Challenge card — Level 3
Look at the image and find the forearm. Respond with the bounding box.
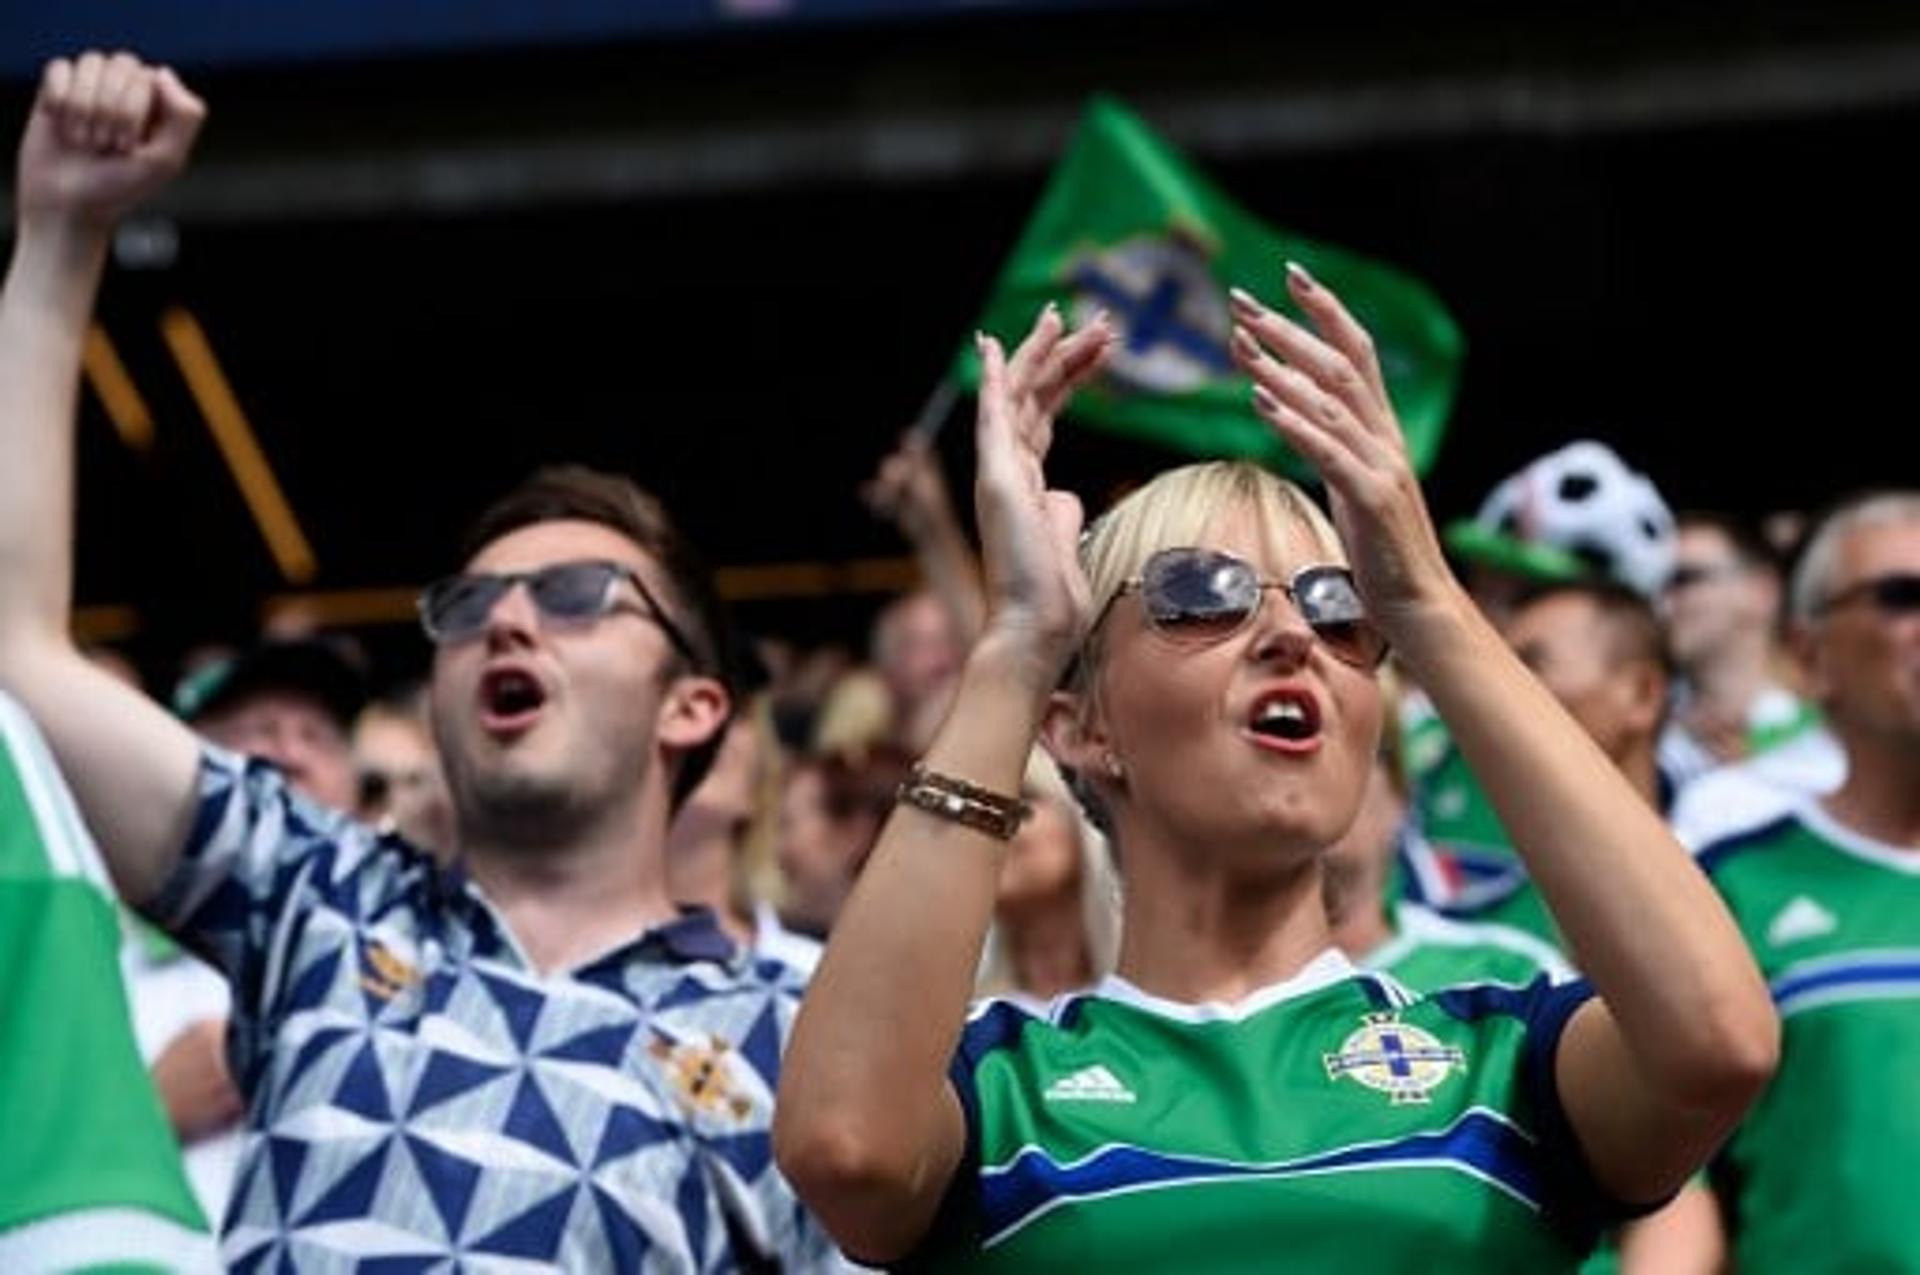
[0,218,201,906]
[776,638,1043,1245]
[914,520,987,645]
[0,215,107,653]
[1399,590,1773,1093]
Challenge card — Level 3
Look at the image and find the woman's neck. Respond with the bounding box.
[1113,830,1333,1005]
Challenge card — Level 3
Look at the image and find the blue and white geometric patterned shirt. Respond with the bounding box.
[148,746,838,1273]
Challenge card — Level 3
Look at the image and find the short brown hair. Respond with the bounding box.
[1517,579,1672,680]
[460,465,736,806]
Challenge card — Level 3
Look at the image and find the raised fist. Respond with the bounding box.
[16,51,207,230]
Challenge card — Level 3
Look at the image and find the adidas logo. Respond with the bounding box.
[1767,896,1838,947]
[1043,1064,1137,1104]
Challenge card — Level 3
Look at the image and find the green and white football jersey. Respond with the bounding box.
[1403,711,1542,937]
[1364,901,1574,994]
[0,693,211,1272]
[1701,801,1920,1274]
[913,951,1621,1272]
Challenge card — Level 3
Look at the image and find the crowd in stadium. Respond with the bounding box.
[2,51,1916,1274]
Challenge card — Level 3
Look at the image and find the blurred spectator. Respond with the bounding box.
[666,689,811,971]
[1426,580,1674,944]
[173,639,368,812]
[810,665,893,757]
[352,686,455,853]
[864,432,986,645]
[766,642,854,753]
[864,424,983,753]
[870,589,966,753]
[667,707,764,949]
[1665,520,1850,851]
[1326,672,1573,991]
[975,752,1119,1005]
[1443,440,1676,626]
[0,691,214,1268]
[775,745,911,942]
[1698,491,1920,1272]
[1411,441,1676,916]
[1660,512,1825,779]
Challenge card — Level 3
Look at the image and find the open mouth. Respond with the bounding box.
[478,665,548,733]
[1244,687,1323,754]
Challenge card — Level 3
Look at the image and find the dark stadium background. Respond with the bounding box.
[4,0,1915,680]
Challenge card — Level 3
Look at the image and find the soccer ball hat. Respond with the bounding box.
[1443,440,1676,598]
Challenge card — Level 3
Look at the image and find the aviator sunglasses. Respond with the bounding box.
[417,559,702,664]
[1095,547,1389,670]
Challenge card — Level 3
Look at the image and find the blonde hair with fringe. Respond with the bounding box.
[1069,461,1348,695]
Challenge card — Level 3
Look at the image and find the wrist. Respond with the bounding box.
[15,209,115,260]
[8,215,112,313]
[966,626,1073,706]
[1376,582,1489,681]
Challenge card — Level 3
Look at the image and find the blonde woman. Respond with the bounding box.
[974,752,1120,1006]
[775,272,1775,1270]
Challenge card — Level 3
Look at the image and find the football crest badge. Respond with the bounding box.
[1324,1013,1466,1105]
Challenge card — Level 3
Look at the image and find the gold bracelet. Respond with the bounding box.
[895,763,1032,841]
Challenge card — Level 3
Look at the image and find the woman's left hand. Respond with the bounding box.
[1228,264,1461,641]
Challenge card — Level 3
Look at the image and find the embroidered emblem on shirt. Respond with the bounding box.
[1043,1064,1137,1104]
[1324,1013,1466,1105]
[359,939,421,1000]
[1767,896,1838,947]
[651,1033,755,1121]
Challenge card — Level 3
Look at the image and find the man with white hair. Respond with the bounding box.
[1698,491,1920,1271]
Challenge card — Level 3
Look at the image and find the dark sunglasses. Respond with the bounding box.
[1100,547,1388,669]
[418,559,702,663]
[1818,572,1920,618]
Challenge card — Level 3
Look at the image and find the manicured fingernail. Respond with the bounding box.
[1229,287,1262,313]
[1231,326,1260,358]
[1286,260,1316,290]
[1252,385,1281,414]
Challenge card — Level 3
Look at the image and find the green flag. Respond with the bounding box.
[953,96,1464,477]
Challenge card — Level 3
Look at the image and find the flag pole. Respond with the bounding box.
[905,375,961,447]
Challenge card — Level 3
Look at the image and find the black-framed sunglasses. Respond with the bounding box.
[417,559,702,664]
[1818,572,1920,618]
[1098,547,1389,669]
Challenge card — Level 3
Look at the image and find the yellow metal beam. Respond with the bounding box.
[160,307,318,586]
[71,604,142,644]
[82,325,156,452]
[716,556,920,601]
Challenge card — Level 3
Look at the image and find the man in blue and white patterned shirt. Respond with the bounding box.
[0,51,838,1271]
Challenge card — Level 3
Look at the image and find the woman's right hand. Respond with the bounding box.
[971,305,1113,688]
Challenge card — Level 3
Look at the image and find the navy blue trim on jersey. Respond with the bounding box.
[977,1108,1544,1250]
[1694,813,1799,876]
[1430,974,1657,1244]
[905,997,1067,1266]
